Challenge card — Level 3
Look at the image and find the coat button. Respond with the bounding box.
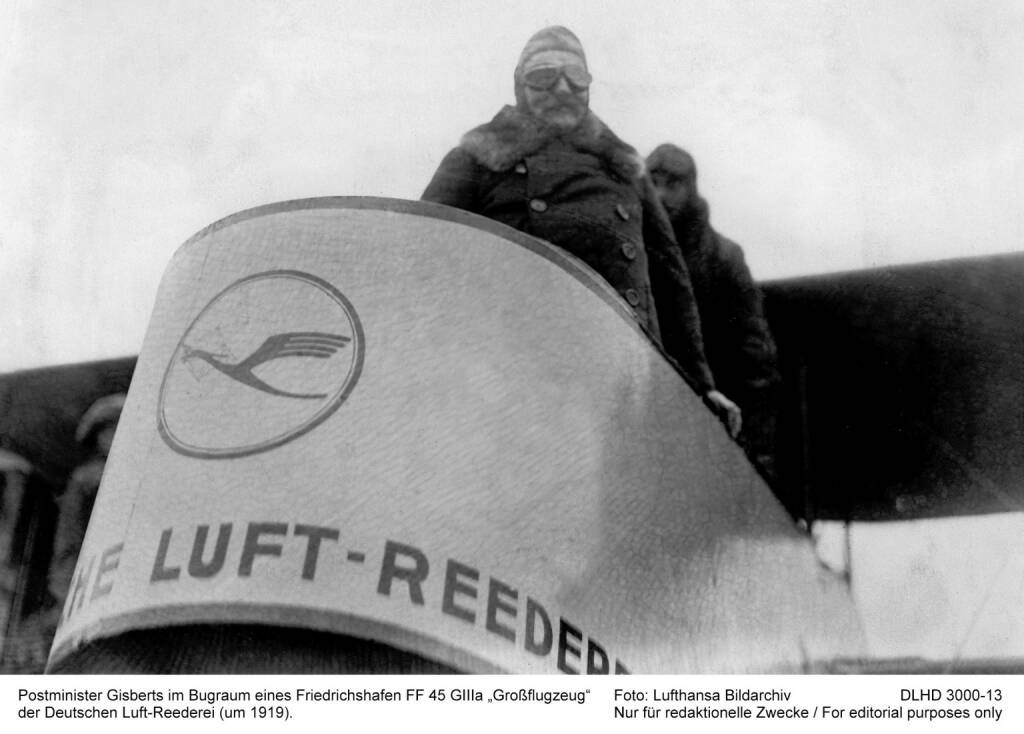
[514,162,527,174]
[615,204,631,221]
[624,288,641,306]
[530,199,548,212]
[620,242,637,260]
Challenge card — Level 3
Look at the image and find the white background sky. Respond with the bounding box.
[2,0,1023,664]
[2,0,1023,372]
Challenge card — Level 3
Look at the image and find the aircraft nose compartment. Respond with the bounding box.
[48,197,865,674]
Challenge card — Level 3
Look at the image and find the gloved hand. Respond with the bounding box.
[703,389,742,438]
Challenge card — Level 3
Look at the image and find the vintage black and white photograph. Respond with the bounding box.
[1,0,1022,677]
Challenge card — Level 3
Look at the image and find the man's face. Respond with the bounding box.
[651,170,695,217]
[521,50,589,131]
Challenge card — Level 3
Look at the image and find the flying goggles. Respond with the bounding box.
[522,65,592,91]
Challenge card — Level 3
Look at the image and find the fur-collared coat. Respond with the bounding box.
[421,106,715,393]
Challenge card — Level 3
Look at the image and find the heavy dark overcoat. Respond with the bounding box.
[422,106,715,393]
[670,199,779,400]
[669,199,780,476]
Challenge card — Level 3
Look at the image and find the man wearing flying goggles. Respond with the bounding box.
[521,65,592,90]
[422,26,741,437]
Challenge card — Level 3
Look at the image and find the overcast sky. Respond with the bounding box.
[2,0,1023,372]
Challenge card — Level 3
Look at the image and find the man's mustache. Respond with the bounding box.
[541,99,584,111]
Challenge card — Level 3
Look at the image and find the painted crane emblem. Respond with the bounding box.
[182,331,351,399]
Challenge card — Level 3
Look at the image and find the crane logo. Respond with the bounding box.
[158,270,365,458]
